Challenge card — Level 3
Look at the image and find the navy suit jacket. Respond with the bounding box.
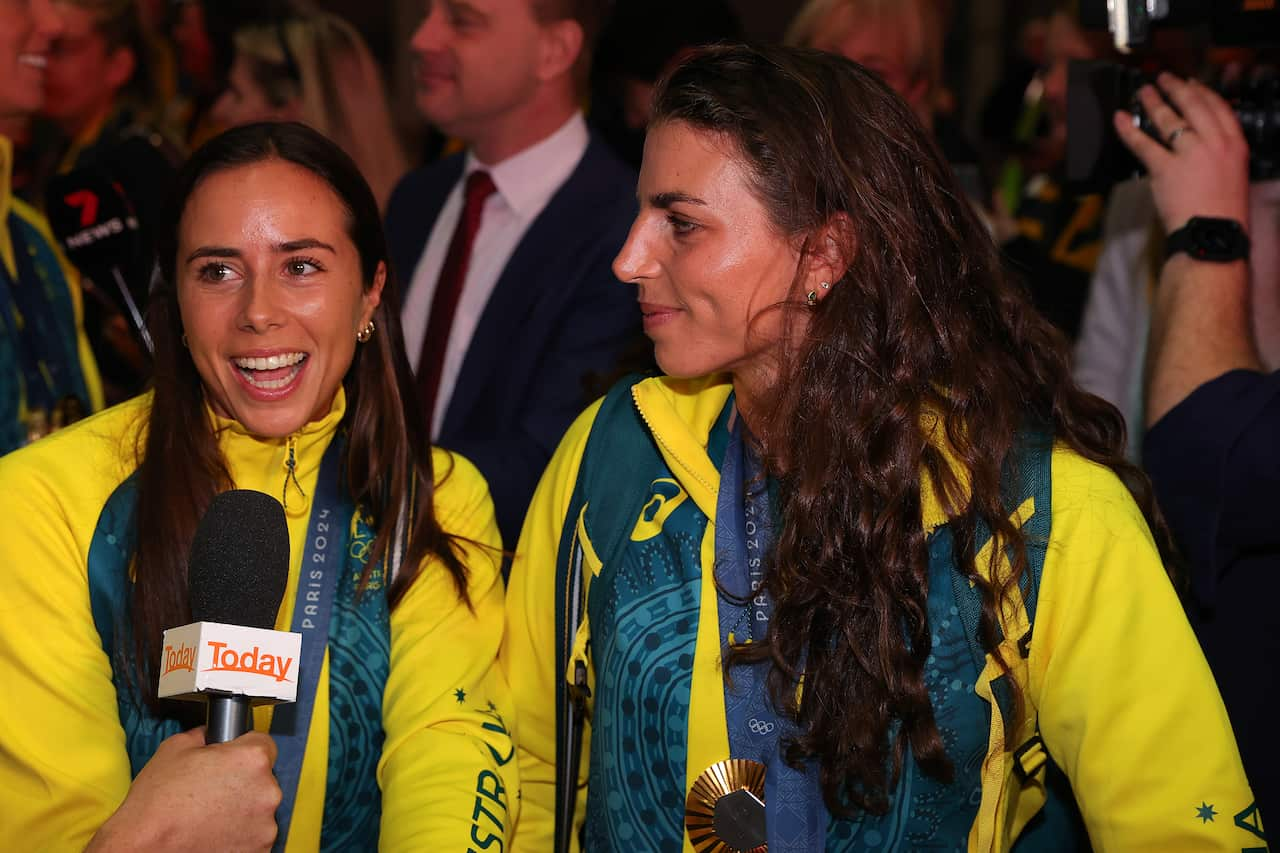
[385,135,642,547]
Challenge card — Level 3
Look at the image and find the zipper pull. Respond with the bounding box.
[282,435,307,510]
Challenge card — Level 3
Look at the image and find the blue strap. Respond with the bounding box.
[269,436,350,851]
[553,373,660,852]
[715,417,827,851]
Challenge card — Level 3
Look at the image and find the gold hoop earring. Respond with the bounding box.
[806,290,818,307]
[356,320,375,343]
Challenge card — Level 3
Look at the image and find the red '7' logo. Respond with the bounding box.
[63,190,99,227]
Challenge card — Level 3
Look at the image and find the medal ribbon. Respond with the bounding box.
[715,416,828,851]
[269,434,350,851]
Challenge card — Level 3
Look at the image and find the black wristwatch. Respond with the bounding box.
[1165,216,1251,262]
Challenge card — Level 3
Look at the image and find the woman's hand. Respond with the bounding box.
[87,727,282,852]
[1113,72,1250,234]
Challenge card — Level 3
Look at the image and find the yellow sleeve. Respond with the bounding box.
[501,400,601,853]
[377,448,519,851]
[0,430,131,846]
[1031,449,1264,851]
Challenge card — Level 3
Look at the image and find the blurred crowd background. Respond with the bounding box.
[4,0,1277,434]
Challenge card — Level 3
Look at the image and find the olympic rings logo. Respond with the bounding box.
[748,718,776,735]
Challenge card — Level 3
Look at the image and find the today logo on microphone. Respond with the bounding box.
[163,643,197,675]
[203,640,294,683]
[158,622,301,705]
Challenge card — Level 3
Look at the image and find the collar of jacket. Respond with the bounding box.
[630,373,965,535]
[207,386,347,518]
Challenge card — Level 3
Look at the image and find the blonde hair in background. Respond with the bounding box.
[233,12,409,211]
[784,0,946,122]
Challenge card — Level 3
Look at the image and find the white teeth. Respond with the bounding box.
[233,352,306,371]
[17,55,47,69]
[242,368,301,390]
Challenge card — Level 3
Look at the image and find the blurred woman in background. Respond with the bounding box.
[212,10,408,210]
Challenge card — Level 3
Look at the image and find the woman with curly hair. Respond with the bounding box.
[502,43,1259,852]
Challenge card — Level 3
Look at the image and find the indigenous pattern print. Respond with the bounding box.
[584,475,705,851]
[86,477,387,850]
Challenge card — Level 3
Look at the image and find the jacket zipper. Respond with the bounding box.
[630,383,718,500]
[282,435,306,509]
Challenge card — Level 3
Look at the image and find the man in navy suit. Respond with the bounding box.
[387,0,642,548]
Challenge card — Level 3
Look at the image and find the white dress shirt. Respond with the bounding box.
[401,112,591,436]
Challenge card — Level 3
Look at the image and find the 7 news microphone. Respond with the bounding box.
[157,490,297,744]
[44,164,154,356]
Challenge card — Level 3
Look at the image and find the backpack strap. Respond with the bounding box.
[951,431,1086,849]
[1001,431,1053,783]
[553,373,662,853]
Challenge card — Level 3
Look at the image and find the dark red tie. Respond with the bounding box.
[416,170,497,425]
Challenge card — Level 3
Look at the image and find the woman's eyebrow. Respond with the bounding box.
[649,191,709,209]
[186,246,241,263]
[277,238,337,254]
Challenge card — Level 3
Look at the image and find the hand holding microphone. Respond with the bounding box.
[87,728,281,853]
[87,490,294,851]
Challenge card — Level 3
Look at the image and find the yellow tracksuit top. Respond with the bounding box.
[0,388,519,850]
[502,373,1264,852]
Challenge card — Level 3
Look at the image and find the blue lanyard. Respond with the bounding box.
[269,435,350,851]
[715,416,827,851]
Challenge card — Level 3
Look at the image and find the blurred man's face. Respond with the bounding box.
[43,2,133,134]
[0,0,62,119]
[1041,13,1097,142]
[409,0,547,145]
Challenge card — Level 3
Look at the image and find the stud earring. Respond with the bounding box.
[806,290,818,307]
[820,281,831,290]
[356,320,375,343]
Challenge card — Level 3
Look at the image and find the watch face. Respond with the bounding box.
[1188,218,1249,262]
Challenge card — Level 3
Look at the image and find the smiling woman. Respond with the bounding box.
[175,159,383,438]
[0,122,518,850]
[502,44,1261,853]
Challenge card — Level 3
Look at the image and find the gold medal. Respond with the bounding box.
[685,758,768,853]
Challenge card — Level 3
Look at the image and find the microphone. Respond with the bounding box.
[157,490,297,744]
[44,165,154,355]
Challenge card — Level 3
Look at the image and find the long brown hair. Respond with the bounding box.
[652,44,1172,815]
[131,121,467,702]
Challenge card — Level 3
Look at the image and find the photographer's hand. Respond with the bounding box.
[1112,73,1260,428]
[1114,73,1250,232]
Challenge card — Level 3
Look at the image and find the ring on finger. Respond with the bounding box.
[1166,125,1193,146]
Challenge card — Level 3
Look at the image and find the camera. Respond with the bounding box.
[1079,0,1276,53]
[1068,0,1278,188]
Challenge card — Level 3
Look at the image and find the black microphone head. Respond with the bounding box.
[45,165,142,273]
[188,489,290,630]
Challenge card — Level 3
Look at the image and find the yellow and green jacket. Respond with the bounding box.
[0,135,103,453]
[503,373,1265,851]
[0,388,518,850]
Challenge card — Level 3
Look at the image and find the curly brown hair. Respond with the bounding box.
[652,43,1173,816]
